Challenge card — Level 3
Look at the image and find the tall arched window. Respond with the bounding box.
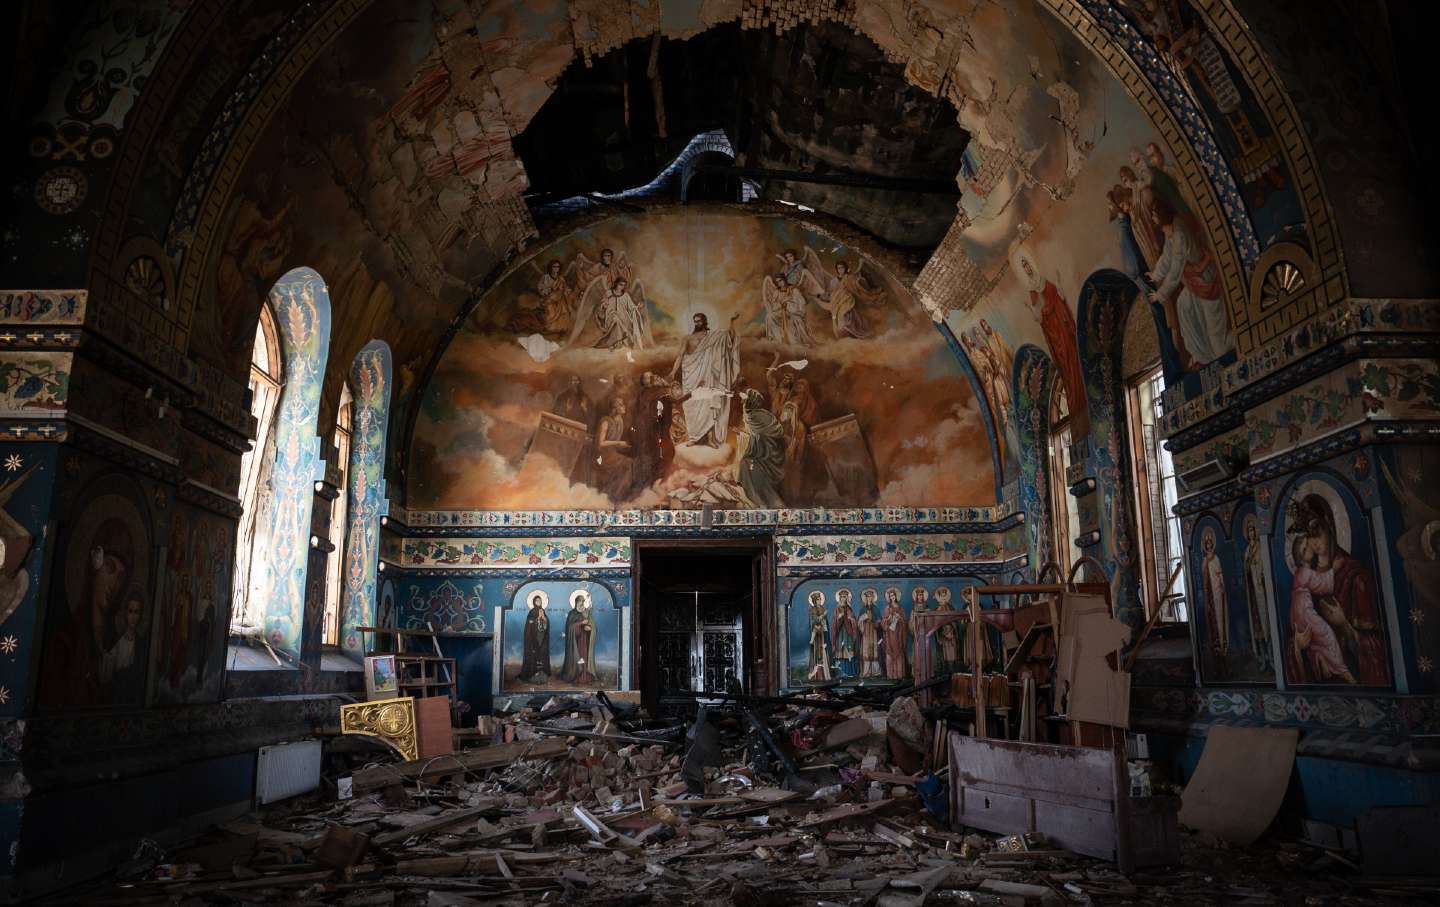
[1047,382,1081,575]
[231,304,283,634]
[323,383,352,646]
[1126,365,1188,622]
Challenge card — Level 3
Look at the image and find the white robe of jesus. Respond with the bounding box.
[677,328,740,444]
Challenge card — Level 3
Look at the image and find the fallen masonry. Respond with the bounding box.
[68,692,1439,906]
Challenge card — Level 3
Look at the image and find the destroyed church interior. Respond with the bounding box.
[0,0,1438,902]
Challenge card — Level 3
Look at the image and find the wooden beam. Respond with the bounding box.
[350,738,570,793]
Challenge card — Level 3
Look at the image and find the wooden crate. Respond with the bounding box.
[948,733,1179,872]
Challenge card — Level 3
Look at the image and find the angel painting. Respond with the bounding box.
[569,276,654,350]
[574,247,633,292]
[761,274,816,346]
[565,249,654,350]
[530,258,579,333]
[505,259,579,336]
[777,248,886,340]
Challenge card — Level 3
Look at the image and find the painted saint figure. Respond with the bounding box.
[520,591,551,683]
[858,588,883,677]
[817,261,877,339]
[782,280,817,346]
[736,388,786,508]
[831,588,860,678]
[535,258,574,331]
[594,397,633,500]
[1286,493,1388,685]
[761,275,816,346]
[931,586,962,674]
[965,328,1012,438]
[1286,534,1355,684]
[594,277,650,350]
[881,587,910,680]
[99,590,144,690]
[669,312,741,447]
[575,247,631,291]
[553,374,592,426]
[629,372,678,497]
[762,275,788,342]
[561,589,598,686]
[1242,518,1272,663]
[40,514,142,709]
[1147,196,1233,368]
[771,368,820,503]
[1200,528,1228,657]
[1018,251,1088,432]
[908,586,930,673]
[806,590,832,681]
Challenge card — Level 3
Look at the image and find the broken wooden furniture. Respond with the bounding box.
[358,625,458,705]
[434,629,495,721]
[1053,590,1131,736]
[340,696,419,761]
[948,733,1180,872]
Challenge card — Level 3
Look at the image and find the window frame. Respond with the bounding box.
[1125,364,1188,623]
[322,383,353,647]
[230,304,284,636]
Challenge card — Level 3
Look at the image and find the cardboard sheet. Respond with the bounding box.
[1056,593,1132,728]
[1178,726,1298,843]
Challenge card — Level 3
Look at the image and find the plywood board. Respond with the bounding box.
[1178,726,1298,843]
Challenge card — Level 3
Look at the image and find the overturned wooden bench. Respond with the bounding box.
[949,733,1179,872]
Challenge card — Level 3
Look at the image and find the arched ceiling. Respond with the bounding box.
[12,0,1426,498]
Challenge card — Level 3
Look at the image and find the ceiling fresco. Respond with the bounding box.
[409,209,997,511]
[173,0,1297,504]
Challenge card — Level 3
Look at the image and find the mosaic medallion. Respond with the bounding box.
[34,167,88,215]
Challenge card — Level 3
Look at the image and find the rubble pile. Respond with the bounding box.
[81,694,1436,906]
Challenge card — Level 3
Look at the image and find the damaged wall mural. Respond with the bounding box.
[36,467,158,711]
[151,503,232,706]
[1187,503,1277,686]
[393,573,629,695]
[782,576,994,689]
[500,581,622,694]
[1268,472,1392,689]
[410,210,997,512]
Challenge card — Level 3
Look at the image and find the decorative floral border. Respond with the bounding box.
[1172,425,1248,477]
[395,503,1013,531]
[1247,358,1440,462]
[401,536,632,569]
[0,291,86,325]
[0,352,71,415]
[1133,685,1440,737]
[1163,299,1440,439]
[775,533,1004,566]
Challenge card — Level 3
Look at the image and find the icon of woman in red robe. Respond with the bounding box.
[1285,493,1390,686]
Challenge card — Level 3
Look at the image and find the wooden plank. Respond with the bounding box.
[370,805,499,847]
[351,737,570,793]
[797,798,899,829]
[395,850,573,878]
[951,737,1113,802]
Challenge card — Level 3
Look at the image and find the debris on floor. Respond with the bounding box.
[77,693,1438,905]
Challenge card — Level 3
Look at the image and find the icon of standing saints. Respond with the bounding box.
[519,590,551,683]
[561,589,598,686]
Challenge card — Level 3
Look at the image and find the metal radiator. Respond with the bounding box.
[255,739,322,805]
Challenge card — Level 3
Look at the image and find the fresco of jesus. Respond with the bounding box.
[668,311,741,448]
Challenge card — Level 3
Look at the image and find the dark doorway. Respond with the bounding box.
[634,538,773,716]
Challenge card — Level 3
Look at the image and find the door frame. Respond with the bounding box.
[632,536,775,714]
